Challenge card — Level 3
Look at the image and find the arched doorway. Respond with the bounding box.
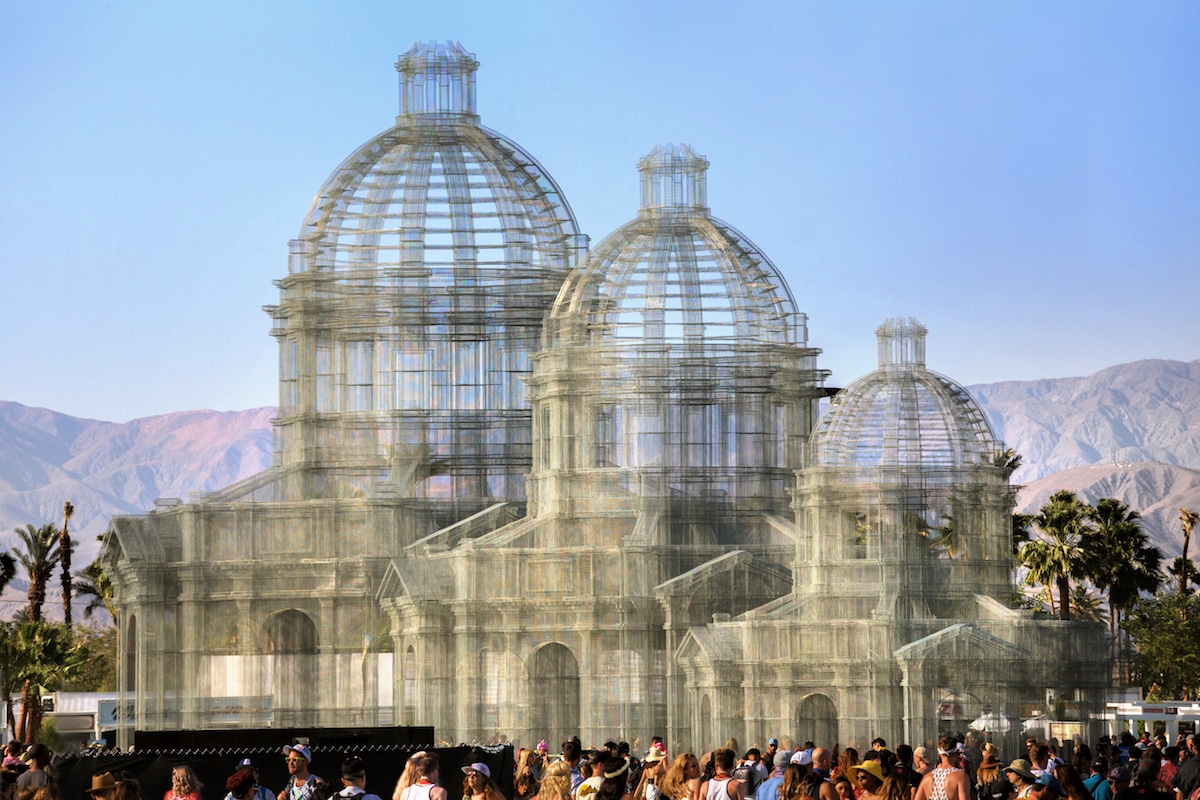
[263,610,317,725]
[528,643,579,746]
[797,693,838,748]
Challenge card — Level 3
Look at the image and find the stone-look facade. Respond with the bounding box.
[104,42,1108,752]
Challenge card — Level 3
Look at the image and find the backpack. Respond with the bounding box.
[733,763,762,796]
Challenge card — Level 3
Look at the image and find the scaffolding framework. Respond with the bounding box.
[103,44,1109,752]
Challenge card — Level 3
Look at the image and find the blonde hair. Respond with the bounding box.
[172,767,203,798]
[658,753,698,800]
[394,751,427,800]
[538,761,572,800]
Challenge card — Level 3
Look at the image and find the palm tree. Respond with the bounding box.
[994,447,1023,476]
[73,558,115,622]
[59,501,75,624]
[0,552,15,597]
[1019,490,1095,620]
[1069,583,1105,624]
[1167,556,1199,595]
[1181,509,1199,595]
[1087,498,1162,682]
[12,523,61,623]
[1088,498,1163,636]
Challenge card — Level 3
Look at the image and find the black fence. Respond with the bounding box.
[52,738,513,800]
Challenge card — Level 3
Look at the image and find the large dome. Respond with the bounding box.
[547,144,805,352]
[267,42,585,502]
[809,318,997,470]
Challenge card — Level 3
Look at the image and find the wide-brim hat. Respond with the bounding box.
[644,750,666,763]
[849,762,886,783]
[1003,760,1036,783]
[88,773,117,796]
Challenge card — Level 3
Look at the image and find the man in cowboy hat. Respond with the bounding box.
[87,773,117,800]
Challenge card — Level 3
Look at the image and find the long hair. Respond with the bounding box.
[540,762,573,800]
[597,757,631,800]
[837,749,859,779]
[660,754,698,800]
[394,752,428,800]
[781,765,807,800]
[878,776,908,800]
[172,767,203,798]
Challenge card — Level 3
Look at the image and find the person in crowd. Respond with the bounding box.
[393,753,427,800]
[756,751,792,800]
[15,746,51,791]
[164,767,203,800]
[807,750,837,800]
[912,749,932,780]
[988,776,1016,800]
[1003,761,1038,800]
[30,787,58,800]
[765,744,780,770]
[700,749,743,800]
[536,763,573,800]
[401,754,444,800]
[847,762,885,800]
[87,774,117,800]
[779,766,807,800]
[875,776,905,800]
[913,736,969,800]
[280,746,324,800]
[113,778,143,800]
[835,751,859,783]
[734,751,765,798]
[580,753,609,800]
[1052,766,1090,800]
[1126,762,1169,800]
[659,754,701,800]
[334,757,382,800]
[461,764,500,800]
[1082,760,1111,800]
[1173,741,1200,800]
[563,742,585,798]
[978,746,1002,796]
[227,760,272,800]
[596,756,634,800]
[830,778,853,800]
[634,749,667,800]
[1106,767,1132,800]
[1029,774,1064,800]
[229,771,263,800]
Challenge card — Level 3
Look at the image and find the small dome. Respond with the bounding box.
[809,319,997,469]
[549,143,805,350]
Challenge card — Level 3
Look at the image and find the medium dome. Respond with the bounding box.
[547,144,804,352]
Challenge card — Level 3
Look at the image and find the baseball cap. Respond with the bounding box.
[774,750,793,767]
[769,738,779,746]
[237,758,259,771]
[283,744,312,762]
[463,763,491,779]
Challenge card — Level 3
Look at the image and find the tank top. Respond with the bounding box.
[708,778,734,800]
[930,766,962,800]
[407,783,436,800]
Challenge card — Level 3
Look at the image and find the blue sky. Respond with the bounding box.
[2,2,1198,422]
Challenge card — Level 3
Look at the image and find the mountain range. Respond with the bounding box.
[1,357,1197,567]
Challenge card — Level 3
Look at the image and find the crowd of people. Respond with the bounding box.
[498,730,1200,800]
[1,729,1197,800]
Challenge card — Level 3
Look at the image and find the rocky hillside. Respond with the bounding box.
[1015,462,1200,559]
[969,358,1200,482]
[1,357,1197,567]
[0,402,274,564]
